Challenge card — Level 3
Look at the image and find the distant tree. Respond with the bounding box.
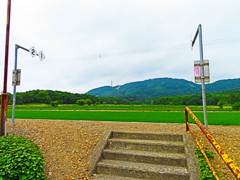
[95,102,100,105]
[36,91,49,103]
[21,92,35,104]
[113,101,118,105]
[76,99,85,106]
[232,102,240,110]
[79,94,99,103]
[50,101,59,107]
[132,100,142,105]
[217,100,225,109]
[99,97,112,104]
[44,96,52,104]
[84,99,92,106]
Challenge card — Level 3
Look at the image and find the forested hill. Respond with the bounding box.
[86,77,240,99]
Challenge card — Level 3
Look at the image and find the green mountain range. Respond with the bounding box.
[86,77,240,99]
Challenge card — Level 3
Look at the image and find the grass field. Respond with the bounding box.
[10,104,192,111]
[8,104,234,111]
[5,104,240,125]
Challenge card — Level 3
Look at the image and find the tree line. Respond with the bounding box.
[2,89,240,109]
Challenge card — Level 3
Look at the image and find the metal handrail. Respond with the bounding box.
[188,123,220,180]
[185,107,240,180]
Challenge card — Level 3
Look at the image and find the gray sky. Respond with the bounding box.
[1,0,240,94]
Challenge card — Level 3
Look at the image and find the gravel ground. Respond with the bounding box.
[6,119,240,180]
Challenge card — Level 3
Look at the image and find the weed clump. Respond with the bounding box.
[195,148,220,180]
[0,134,46,180]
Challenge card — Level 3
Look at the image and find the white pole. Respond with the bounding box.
[12,44,18,125]
[198,24,208,129]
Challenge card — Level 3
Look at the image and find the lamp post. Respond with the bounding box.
[1,0,11,136]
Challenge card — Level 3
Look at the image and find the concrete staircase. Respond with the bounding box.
[89,131,199,180]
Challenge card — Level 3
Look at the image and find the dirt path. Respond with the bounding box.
[6,119,240,180]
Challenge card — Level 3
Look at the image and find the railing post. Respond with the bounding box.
[185,108,189,131]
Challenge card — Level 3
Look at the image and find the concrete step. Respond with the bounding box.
[102,149,187,167]
[89,131,200,180]
[111,131,183,142]
[107,138,185,154]
[97,159,189,180]
[92,174,142,180]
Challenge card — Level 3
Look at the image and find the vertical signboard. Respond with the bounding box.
[194,60,210,83]
[12,69,21,86]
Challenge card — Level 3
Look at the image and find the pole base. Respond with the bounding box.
[0,93,8,136]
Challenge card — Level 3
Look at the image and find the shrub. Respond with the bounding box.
[217,100,225,109]
[50,101,59,107]
[95,102,100,105]
[76,99,85,105]
[0,135,46,180]
[84,99,92,106]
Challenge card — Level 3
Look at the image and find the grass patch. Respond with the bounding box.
[193,112,240,125]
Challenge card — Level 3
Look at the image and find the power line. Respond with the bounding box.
[18,36,240,65]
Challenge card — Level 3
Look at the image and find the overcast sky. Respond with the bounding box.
[1,0,240,94]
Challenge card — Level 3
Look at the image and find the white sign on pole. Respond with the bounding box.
[12,69,21,86]
[194,60,210,83]
[38,51,45,61]
[29,46,37,58]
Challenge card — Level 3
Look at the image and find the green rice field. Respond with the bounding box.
[5,104,240,126]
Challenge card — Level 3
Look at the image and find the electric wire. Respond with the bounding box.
[17,36,240,65]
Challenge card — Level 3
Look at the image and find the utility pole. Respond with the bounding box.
[1,0,11,136]
[192,24,208,129]
[11,45,45,125]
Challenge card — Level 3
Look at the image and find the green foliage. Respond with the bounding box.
[232,102,240,110]
[50,101,59,107]
[5,78,240,106]
[76,99,92,105]
[87,78,240,101]
[217,100,225,109]
[87,78,202,100]
[95,102,100,105]
[0,135,46,180]
[84,99,92,106]
[194,148,218,180]
[132,100,142,105]
[76,99,85,105]
[11,89,98,105]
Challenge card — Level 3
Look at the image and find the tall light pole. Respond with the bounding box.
[192,24,208,129]
[1,0,11,136]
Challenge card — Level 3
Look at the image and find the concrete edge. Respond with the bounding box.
[88,130,113,177]
[111,130,184,136]
[183,132,200,180]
